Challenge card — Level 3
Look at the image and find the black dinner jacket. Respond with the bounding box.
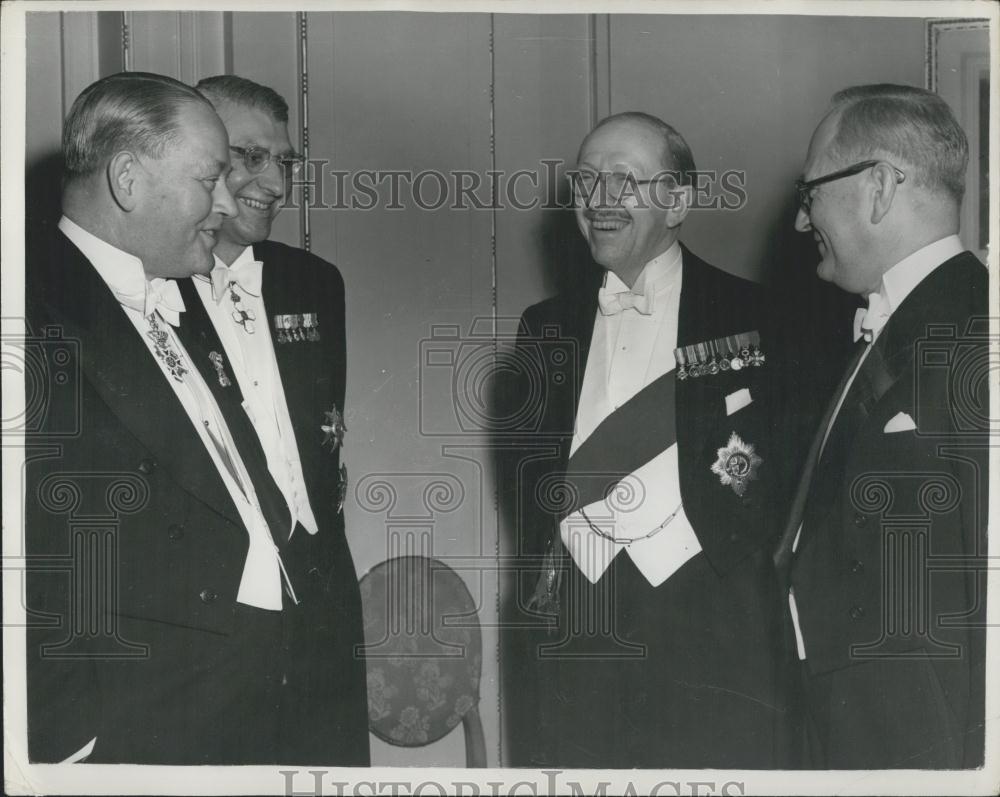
[25,229,260,762]
[788,251,988,767]
[25,231,369,766]
[511,244,788,573]
[244,238,369,765]
[501,244,804,769]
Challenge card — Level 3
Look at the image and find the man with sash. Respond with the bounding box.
[504,112,799,768]
[186,74,369,765]
[777,84,988,768]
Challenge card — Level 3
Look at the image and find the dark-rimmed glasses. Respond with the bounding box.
[795,160,905,213]
[230,145,305,178]
[567,170,678,203]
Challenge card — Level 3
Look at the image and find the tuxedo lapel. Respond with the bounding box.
[796,252,982,552]
[258,257,338,522]
[675,250,728,525]
[569,290,599,413]
[44,233,241,526]
[562,290,599,468]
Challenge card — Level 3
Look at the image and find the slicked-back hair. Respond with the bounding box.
[194,74,289,123]
[828,83,968,204]
[62,71,211,181]
[589,111,697,186]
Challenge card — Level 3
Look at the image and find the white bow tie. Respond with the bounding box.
[210,260,263,303]
[116,279,185,326]
[598,285,654,316]
[853,292,891,343]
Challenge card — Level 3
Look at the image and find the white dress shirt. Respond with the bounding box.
[560,241,703,587]
[194,246,318,540]
[789,234,965,659]
[58,216,290,613]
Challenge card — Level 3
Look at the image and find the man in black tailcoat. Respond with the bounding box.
[504,112,802,768]
[190,74,370,765]
[777,83,988,769]
[25,71,364,765]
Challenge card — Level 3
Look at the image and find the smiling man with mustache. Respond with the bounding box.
[505,112,799,768]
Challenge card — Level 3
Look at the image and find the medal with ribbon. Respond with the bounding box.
[273,313,321,343]
[674,330,764,378]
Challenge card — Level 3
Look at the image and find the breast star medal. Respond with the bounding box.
[320,406,346,451]
[711,432,762,497]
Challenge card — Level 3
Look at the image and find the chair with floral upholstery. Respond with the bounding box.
[359,555,487,767]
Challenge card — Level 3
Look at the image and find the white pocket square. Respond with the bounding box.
[883,411,917,434]
[724,388,753,416]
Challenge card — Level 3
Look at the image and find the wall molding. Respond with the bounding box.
[925,17,989,91]
[588,13,611,127]
[297,11,311,252]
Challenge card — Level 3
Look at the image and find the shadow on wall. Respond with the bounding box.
[757,192,859,400]
[26,150,64,253]
[535,188,604,299]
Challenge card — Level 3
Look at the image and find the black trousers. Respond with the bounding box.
[510,549,801,769]
[88,602,287,764]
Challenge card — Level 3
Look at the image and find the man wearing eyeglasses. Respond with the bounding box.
[776,84,988,768]
[504,112,799,768]
[186,75,369,765]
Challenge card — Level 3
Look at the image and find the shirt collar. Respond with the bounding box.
[873,234,964,314]
[603,241,683,296]
[58,215,150,299]
[212,244,256,271]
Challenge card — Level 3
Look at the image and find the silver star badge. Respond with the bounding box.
[711,432,762,497]
[321,406,347,452]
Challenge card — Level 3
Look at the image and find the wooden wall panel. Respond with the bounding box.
[25,13,63,166]
[608,15,926,282]
[306,11,498,767]
[492,14,593,313]
[229,12,302,249]
[127,11,225,83]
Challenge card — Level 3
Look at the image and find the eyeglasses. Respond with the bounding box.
[567,170,677,203]
[795,160,905,213]
[229,145,305,177]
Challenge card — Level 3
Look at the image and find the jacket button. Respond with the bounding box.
[138,458,157,475]
[853,513,867,527]
[199,588,218,604]
[849,605,865,620]
[850,559,864,574]
[167,524,185,541]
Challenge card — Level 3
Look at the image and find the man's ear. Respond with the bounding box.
[870,162,900,224]
[664,183,692,229]
[107,151,140,212]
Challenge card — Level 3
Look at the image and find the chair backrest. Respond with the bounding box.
[359,556,485,765]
